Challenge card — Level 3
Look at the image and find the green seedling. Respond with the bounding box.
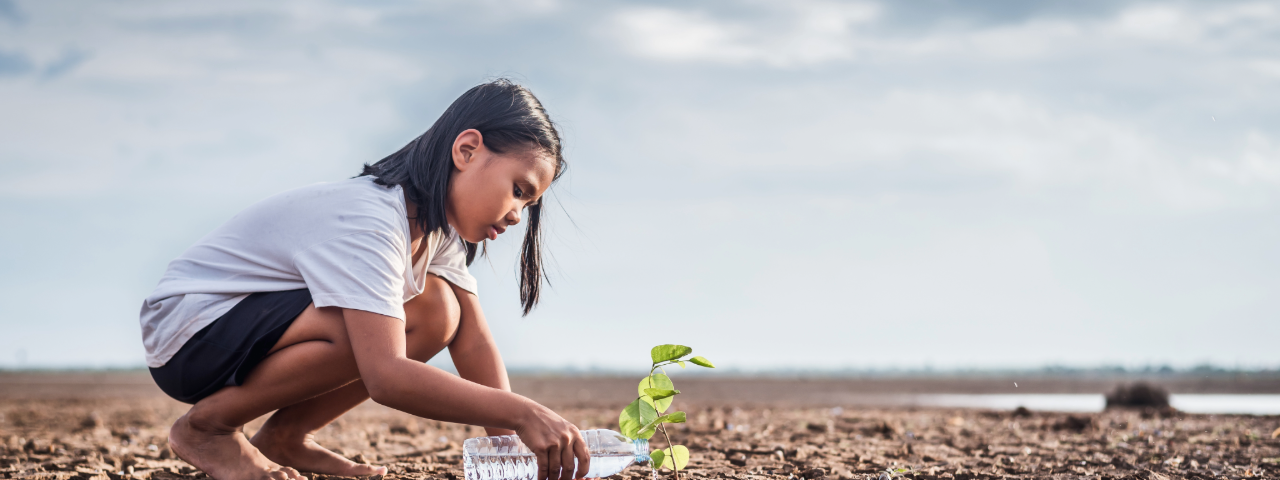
[878,466,914,480]
[618,344,715,480]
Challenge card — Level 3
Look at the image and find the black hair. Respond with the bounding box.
[360,79,565,315]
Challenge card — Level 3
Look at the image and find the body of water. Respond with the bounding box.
[902,394,1280,415]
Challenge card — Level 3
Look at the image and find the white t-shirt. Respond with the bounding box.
[139,176,478,368]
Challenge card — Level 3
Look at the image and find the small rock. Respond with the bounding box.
[872,420,902,439]
[81,413,104,430]
[1012,406,1032,417]
[1053,415,1092,432]
[800,467,826,479]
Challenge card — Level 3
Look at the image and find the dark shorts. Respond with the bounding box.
[149,289,313,404]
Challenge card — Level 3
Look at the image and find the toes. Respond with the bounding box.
[282,466,307,480]
[350,463,384,476]
[359,464,386,474]
[269,470,291,480]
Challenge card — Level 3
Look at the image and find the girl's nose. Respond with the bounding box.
[507,208,521,226]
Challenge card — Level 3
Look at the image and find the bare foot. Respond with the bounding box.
[169,413,307,480]
[251,425,386,477]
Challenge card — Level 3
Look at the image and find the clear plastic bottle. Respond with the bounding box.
[463,429,650,480]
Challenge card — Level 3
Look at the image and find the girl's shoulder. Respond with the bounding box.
[229,176,410,244]
[271,175,399,204]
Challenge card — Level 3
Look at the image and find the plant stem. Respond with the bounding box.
[647,365,680,480]
[657,422,679,480]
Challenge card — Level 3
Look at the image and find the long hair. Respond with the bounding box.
[360,80,565,315]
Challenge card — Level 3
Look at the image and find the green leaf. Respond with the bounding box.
[637,423,657,438]
[668,445,690,470]
[636,411,688,438]
[689,356,715,368]
[643,388,680,401]
[618,397,659,439]
[650,345,692,364]
[677,360,687,368]
[649,449,666,470]
[638,374,676,413]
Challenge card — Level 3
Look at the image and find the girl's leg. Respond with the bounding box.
[247,275,463,475]
[167,303,360,480]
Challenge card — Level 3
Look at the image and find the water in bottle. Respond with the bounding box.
[463,429,649,480]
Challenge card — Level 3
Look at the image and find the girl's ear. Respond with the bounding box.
[452,129,484,172]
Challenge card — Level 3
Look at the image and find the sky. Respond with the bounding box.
[1,0,1278,371]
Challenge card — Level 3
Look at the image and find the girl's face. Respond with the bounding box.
[445,129,556,244]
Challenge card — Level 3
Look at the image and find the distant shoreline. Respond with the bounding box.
[3,370,1279,405]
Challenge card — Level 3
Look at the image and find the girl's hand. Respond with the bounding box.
[515,401,590,480]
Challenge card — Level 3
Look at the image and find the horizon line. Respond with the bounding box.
[3,363,1278,377]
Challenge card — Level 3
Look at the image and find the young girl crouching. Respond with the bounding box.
[139,80,590,480]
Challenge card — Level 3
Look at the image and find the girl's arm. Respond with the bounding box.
[445,283,516,436]
[343,308,589,480]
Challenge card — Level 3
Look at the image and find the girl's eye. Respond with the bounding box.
[514,185,524,199]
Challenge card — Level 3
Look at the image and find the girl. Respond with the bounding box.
[139,80,589,480]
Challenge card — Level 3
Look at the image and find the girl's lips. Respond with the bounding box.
[488,226,499,240]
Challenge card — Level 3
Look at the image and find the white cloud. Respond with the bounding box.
[611,1,1280,67]
[0,1,439,199]
[624,85,1270,211]
[614,8,755,62]
[1108,2,1280,44]
[955,20,1083,59]
[611,1,878,66]
[1111,5,1196,42]
[1249,59,1280,79]
[1205,131,1280,187]
[599,1,1280,213]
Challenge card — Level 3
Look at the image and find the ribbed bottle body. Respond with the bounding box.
[462,429,648,480]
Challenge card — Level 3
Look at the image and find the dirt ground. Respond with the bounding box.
[2,372,1278,480]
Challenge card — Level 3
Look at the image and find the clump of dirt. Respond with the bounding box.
[3,396,1279,480]
[1105,382,1170,409]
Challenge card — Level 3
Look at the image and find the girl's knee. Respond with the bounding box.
[407,275,461,323]
[403,275,461,361]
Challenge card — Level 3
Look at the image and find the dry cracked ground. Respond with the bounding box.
[2,375,1279,480]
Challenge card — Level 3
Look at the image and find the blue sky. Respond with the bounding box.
[1,0,1278,370]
